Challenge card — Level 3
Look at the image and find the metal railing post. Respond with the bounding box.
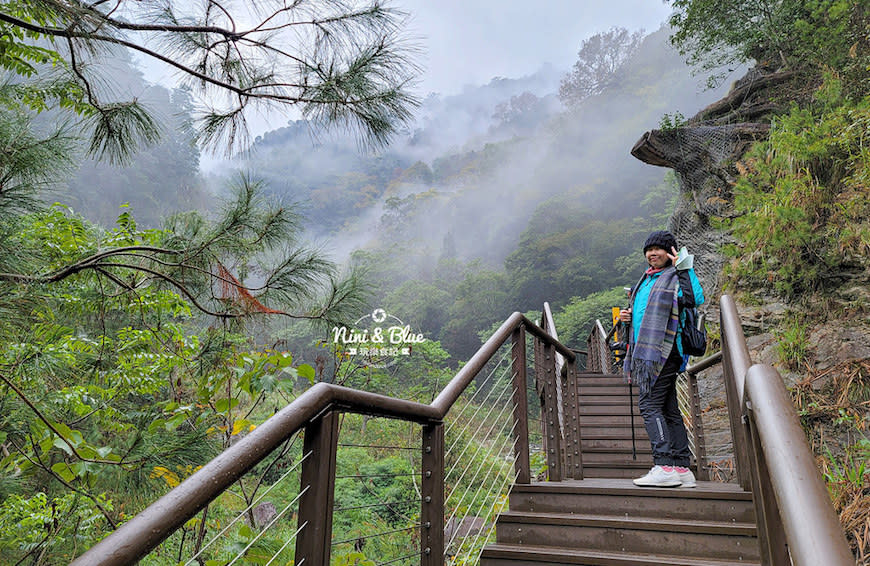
[685,371,709,480]
[421,422,445,566]
[296,410,339,565]
[562,357,583,479]
[535,337,563,481]
[511,326,531,484]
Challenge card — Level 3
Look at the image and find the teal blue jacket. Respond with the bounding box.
[631,267,704,364]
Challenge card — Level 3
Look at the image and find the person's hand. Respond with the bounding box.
[668,246,679,265]
[619,308,632,323]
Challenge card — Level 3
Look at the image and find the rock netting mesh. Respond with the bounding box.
[632,122,770,309]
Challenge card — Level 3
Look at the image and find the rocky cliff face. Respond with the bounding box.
[629,65,869,478]
[630,67,814,300]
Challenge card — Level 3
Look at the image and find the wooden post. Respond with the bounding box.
[295,410,339,565]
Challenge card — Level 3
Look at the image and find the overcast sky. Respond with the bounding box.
[142,0,676,156]
[395,0,674,95]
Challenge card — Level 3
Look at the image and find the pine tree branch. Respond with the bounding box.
[0,245,182,283]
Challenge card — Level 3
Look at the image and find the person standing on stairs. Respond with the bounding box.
[618,230,704,488]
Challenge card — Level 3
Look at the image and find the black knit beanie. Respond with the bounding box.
[643,230,678,253]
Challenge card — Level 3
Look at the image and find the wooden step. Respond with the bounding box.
[579,405,642,416]
[580,434,649,442]
[575,462,657,479]
[578,452,652,465]
[484,370,757,565]
[480,543,761,566]
[578,398,637,411]
[580,437,651,451]
[579,430,650,441]
[508,479,755,523]
[494,511,759,561]
[579,414,646,426]
[581,444,652,454]
[577,381,637,394]
[576,373,625,382]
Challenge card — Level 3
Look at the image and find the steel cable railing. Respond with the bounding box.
[329,414,423,565]
[71,311,577,566]
[443,358,519,563]
[153,436,310,566]
[443,354,515,514]
[676,372,695,454]
[443,348,513,477]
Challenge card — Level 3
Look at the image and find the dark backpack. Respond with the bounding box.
[681,307,707,357]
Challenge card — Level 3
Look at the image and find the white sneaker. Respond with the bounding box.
[675,467,696,488]
[633,465,682,487]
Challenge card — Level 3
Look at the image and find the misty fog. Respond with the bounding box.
[57,24,738,359]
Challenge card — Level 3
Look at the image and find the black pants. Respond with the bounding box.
[637,343,691,467]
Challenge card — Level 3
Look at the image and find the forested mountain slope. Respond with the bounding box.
[233,26,731,359]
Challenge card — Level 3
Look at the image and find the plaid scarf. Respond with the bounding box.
[623,266,680,395]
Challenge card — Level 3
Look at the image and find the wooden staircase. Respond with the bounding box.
[575,373,651,479]
[480,373,760,565]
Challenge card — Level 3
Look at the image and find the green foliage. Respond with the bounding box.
[0,491,109,563]
[554,286,629,347]
[504,190,654,312]
[439,265,512,361]
[658,111,687,131]
[775,315,810,370]
[823,439,869,488]
[0,108,76,214]
[724,79,870,299]
[0,186,367,563]
[668,0,869,91]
